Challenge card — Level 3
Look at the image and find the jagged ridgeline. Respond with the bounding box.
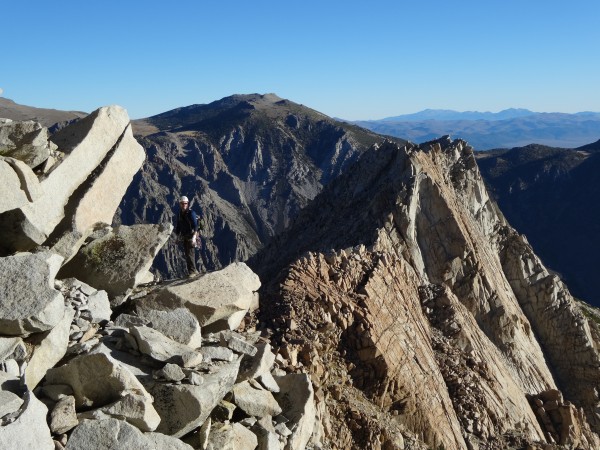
[249,137,600,449]
[120,94,404,279]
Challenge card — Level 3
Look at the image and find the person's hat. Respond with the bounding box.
[179,196,189,203]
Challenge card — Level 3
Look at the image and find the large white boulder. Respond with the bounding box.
[232,380,282,418]
[149,357,241,438]
[206,422,258,450]
[0,106,130,253]
[152,262,261,331]
[45,352,151,409]
[0,392,54,450]
[0,119,52,168]
[51,124,146,262]
[65,418,155,450]
[24,305,75,389]
[133,302,202,348]
[0,251,65,336]
[58,223,172,296]
[79,391,161,432]
[129,326,203,368]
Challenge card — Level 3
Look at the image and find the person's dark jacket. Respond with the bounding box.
[175,209,199,237]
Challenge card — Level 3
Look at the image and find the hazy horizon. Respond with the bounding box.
[3,1,600,121]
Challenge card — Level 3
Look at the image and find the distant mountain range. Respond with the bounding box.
[378,108,538,122]
[353,109,600,150]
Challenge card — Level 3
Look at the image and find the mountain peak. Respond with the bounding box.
[133,93,337,137]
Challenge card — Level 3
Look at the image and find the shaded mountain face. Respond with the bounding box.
[118,94,404,278]
[355,112,600,150]
[476,141,600,306]
[249,137,600,449]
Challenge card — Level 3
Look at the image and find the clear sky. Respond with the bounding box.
[3,0,599,120]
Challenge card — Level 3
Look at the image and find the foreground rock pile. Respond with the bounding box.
[0,262,316,449]
[0,109,317,449]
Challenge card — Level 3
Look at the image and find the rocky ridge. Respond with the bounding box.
[250,137,600,449]
[0,97,86,128]
[0,110,318,450]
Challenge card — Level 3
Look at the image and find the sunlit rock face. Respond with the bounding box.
[251,137,600,450]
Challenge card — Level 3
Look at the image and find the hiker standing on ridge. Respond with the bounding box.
[175,195,201,277]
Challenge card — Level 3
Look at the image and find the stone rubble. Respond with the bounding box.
[0,255,315,450]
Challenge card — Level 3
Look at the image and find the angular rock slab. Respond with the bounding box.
[0,251,65,336]
[130,326,203,368]
[50,124,146,263]
[238,342,276,382]
[59,223,173,297]
[0,119,52,168]
[50,395,78,434]
[145,432,195,450]
[232,380,282,418]
[149,357,241,438]
[86,290,112,324]
[0,391,54,450]
[274,374,315,450]
[133,303,202,348]
[206,422,258,450]
[24,305,75,389]
[153,262,261,330]
[0,106,130,254]
[82,391,161,432]
[45,352,150,408]
[0,157,42,215]
[65,418,155,450]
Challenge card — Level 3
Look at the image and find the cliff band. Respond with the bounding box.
[251,137,600,449]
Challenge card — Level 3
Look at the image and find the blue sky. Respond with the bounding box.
[3,1,599,120]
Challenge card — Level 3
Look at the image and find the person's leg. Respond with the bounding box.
[196,236,206,273]
[184,240,197,275]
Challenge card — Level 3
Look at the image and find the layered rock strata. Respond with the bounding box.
[251,137,600,449]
